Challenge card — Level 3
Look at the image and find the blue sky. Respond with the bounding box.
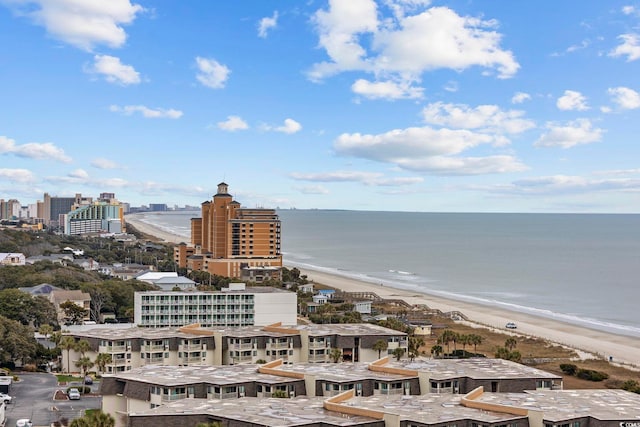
[1,0,639,213]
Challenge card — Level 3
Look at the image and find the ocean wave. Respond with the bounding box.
[286,260,640,338]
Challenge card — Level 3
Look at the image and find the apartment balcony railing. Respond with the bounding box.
[162,393,187,402]
[230,343,254,350]
[308,341,329,349]
[144,357,164,365]
[143,345,165,351]
[180,344,204,351]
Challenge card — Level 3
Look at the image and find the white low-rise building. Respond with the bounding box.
[134,283,297,328]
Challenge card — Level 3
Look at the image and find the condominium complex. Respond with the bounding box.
[63,201,125,235]
[62,322,409,373]
[173,182,282,280]
[97,357,609,427]
[133,283,296,328]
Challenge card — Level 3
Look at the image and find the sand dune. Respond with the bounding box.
[125,213,640,368]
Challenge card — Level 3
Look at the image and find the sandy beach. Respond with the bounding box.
[126,213,640,368]
[125,214,190,244]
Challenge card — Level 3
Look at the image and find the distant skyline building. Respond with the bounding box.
[149,203,168,212]
[63,201,125,235]
[174,182,282,280]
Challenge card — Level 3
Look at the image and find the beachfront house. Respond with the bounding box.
[0,252,25,266]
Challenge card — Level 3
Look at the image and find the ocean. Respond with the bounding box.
[133,210,640,338]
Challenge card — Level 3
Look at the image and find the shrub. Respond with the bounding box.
[576,369,609,381]
[559,363,577,375]
[66,386,91,394]
[22,364,37,372]
[622,380,640,393]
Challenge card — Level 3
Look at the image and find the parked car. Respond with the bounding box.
[0,392,12,403]
[68,388,81,400]
[84,376,93,385]
[16,419,33,427]
[505,322,517,329]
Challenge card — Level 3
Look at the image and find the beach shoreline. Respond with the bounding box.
[125,213,640,368]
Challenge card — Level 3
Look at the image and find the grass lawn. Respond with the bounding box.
[56,374,83,383]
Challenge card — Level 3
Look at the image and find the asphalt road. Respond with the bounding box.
[4,373,101,427]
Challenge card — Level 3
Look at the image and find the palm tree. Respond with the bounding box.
[458,334,469,351]
[58,336,76,374]
[392,347,405,361]
[69,410,115,427]
[372,339,388,359]
[75,356,94,380]
[505,337,518,351]
[95,353,113,374]
[329,348,342,363]
[75,339,91,357]
[437,329,456,354]
[430,345,443,358]
[469,334,483,352]
[408,336,425,361]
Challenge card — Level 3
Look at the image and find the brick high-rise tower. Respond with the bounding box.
[175,183,282,280]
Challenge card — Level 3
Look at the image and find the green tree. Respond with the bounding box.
[392,347,405,361]
[0,289,56,327]
[75,356,94,379]
[437,329,456,354]
[372,339,388,359]
[0,315,38,364]
[468,334,483,352]
[505,337,518,351]
[59,335,76,373]
[39,324,54,340]
[408,336,425,361]
[329,348,342,363]
[69,410,115,427]
[74,339,91,357]
[60,300,87,325]
[430,345,443,358]
[458,334,469,351]
[95,353,113,374]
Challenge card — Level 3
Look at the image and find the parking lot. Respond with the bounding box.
[3,373,101,427]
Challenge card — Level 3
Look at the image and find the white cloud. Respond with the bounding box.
[421,102,535,135]
[87,54,140,85]
[0,168,35,183]
[0,135,71,162]
[396,155,527,175]
[290,170,424,186]
[218,116,249,131]
[294,185,330,195]
[556,90,589,111]
[309,2,519,89]
[291,171,382,183]
[333,125,527,175]
[610,34,640,61]
[258,11,278,38]
[351,78,423,99]
[274,118,302,134]
[495,175,640,195]
[511,92,531,104]
[607,86,640,109]
[195,57,230,89]
[68,169,89,179]
[622,5,638,16]
[443,80,458,92]
[534,119,604,148]
[91,158,120,169]
[3,0,144,51]
[109,104,183,119]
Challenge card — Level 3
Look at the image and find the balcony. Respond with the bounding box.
[230,343,254,350]
[181,344,203,351]
[143,345,165,351]
[308,341,328,349]
[144,357,164,365]
[162,393,187,402]
[267,341,291,350]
